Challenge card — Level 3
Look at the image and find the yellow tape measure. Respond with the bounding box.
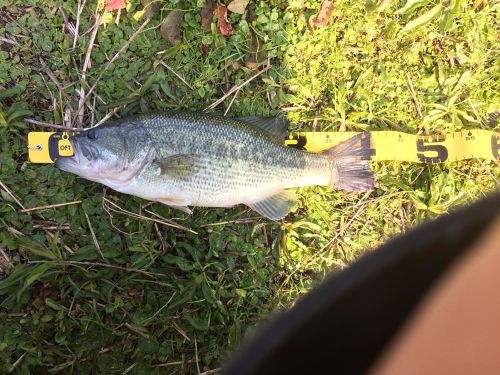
[28,129,499,164]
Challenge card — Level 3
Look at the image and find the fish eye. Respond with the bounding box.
[87,129,98,140]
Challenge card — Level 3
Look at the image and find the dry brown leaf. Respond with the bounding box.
[141,0,160,19]
[245,30,266,70]
[160,10,184,46]
[104,0,128,11]
[309,1,335,28]
[201,0,215,32]
[216,5,233,36]
[227,0,250,15]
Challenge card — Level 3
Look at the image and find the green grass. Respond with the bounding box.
[0,0,498,373]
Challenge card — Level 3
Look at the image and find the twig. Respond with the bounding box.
[24,118,84,132]
[58,8,76,38]
[154,223,168,252]
[33,225,71,231]
[20,200,82,213]
[205,65,271,111]
[0,180,25,209]
[122,363,136,375]
[124,323,150,339]
[194,334,201,374]
[90,107,120,128]
[0,247,12,270]
[224,87,240,116]
[73,18,150,125]
[73,0,88,49]
[172,321,191,342]
[27,260,168,278]
[103,197,197,234]
[84,210,105,260]
[76,10,102,127]
[200,217,261,227]
[159,61,194,90]
[151,360,195,368]
[9,352,27,373]
[39,57,69,100]
[405,72,423,118]
[199,369,222,375]
[0,36,19,46]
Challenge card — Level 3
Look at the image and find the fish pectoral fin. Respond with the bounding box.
[237,116,289,142]
[154,154,200,178]
[170,205,193,215]
[247,190,297,221]
[155,198,193,214]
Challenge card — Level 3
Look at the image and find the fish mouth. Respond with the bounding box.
[55,139,80,172]
[55,140,95,175]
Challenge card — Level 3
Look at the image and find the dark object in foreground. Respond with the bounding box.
[225,192,500,375]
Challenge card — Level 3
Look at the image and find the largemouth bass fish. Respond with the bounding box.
[56,112,375,220]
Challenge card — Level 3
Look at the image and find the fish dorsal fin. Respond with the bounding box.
[238,116,289,141]
[154,154,200,179]
[247,190,297,220]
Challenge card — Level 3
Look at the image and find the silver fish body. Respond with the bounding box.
[56,112,375,220]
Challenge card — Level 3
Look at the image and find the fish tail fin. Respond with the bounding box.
[326,133,375,192]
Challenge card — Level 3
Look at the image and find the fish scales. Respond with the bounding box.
[56,111,375,219]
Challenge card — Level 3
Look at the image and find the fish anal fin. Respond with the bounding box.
[155,197,193,214]
[247,190,297,221]
[238,116,289,142]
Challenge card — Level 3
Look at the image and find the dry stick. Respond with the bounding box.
[104,197,196,234]
[8,352,27,373]
[20,200,82,213]
[24,118,84,131]
[76,11,102,128]
[152,360,195,368]
[39,57,69,100]
[124,323,150,339]
[28,260,167,278]
[122,363,136,375]
[91,106,120,128]
[0,36,19,46]
[224,87,241,116]
[0,247,12,269]
[199,369,222,375]
[405,72,423,119]
[194,335,201,374]
[72,18,151,125]
[0,180,26,210]
[172,321,191,342]
[84,210,105,260]
[159,61,194,90]
[73,0,87,49]
[200,217,261,227]
[205,65,271,111]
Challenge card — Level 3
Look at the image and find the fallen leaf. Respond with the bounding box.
[309,1,334,28]
[245,30,266,70]
[200,43,209,57]
[227,0,250,15]
[216,5,233,36]
[140,0,160,19]
[104,0,128,11]
[201,0,215,32]
[160,10,184,46]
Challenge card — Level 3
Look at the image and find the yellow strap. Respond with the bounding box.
[28,130,499,164]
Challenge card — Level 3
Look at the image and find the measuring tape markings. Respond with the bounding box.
[28,130,499,163]
[285,129,499,163]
